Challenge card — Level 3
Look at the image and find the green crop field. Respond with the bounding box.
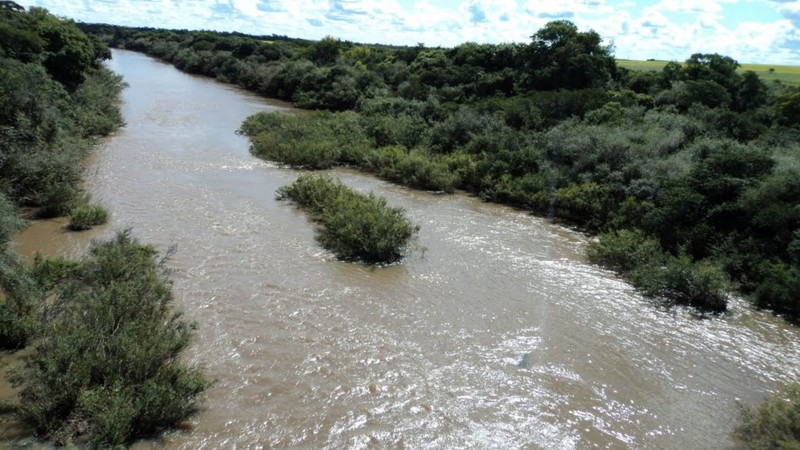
[740,63,800,86]
[616,59,671,72]
[617,59,800,86]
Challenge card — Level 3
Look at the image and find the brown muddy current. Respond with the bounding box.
[4,50,800,449]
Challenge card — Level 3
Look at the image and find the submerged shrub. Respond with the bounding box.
[12,231,210,447]
[588,229,729,312]
[277,174,419,263]
[67,203,109,231]
[734,385,800,449]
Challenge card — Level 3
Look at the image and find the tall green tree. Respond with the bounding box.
[29,6,100,90]
[524,20,616,91]
[684,53,740,91]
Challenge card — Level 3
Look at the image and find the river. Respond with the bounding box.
[4,49,800,449]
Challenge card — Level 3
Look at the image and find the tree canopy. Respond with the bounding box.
[525,20,616,90]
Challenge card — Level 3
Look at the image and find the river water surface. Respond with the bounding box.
[6,50,800,449]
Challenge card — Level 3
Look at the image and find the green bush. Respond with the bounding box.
[37,181,84,218]
[0,252,41,349]
[734,385,800,449]
[71,66,127,136]
[30,254,82,292]
[365,146,458,193]
[12,231,210,447]
[753,262,800,320]
[588,229,729,312]
[67,203,109,231]
[631,254,729,312]
[277,174,419,263]
[239,110,370,169]
[0,192,26,245]
[586,229,664,273]
[553,181,614,230]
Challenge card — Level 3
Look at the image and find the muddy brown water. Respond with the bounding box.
[3,50,799,449]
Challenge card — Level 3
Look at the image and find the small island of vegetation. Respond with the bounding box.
[276,174,419,264]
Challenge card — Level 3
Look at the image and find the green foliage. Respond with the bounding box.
[775,90,800,126]
[525,20,617,91]
[631,254,729,312]
[0,251,40,349]
[71,66,126,136]
[308,35,347,65]
[0,7,123,217]
[0,4,44,62]
[30,254,81,292]
[588,229,730,312]
[586,229,664,273]
[753,262,800,320]
[684,53,740,92]
[27,7,101,90]
[0,192,25,245]
[239,110,370,168]
[585,101,628,125]
[365,146,458,193]
[357,96,432,148]
[276,175,418,263]
[67,203,109,231]
[734,385,800,449]
[0,192,34,349]
[12,231,210,448]
[553,182,613,230]
[428,108,507,154]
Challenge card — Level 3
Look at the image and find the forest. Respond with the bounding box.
[81,20,800,320]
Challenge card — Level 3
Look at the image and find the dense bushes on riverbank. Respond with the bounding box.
[587,229,729,312]
[12,231,210,448]
[0,4,125,349]
[1,5,209,448]
[734,385,800,449]
[83,21,800,318]
[1,8,125,218]
[277,175,418,263]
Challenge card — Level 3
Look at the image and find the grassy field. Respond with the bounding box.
[617,59,800,86]
[617,59,671,71]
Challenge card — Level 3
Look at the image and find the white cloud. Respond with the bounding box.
[651,0,725,13]
[16,0,800,65]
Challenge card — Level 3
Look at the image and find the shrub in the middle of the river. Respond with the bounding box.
[277,174,419,264]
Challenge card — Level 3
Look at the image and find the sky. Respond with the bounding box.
[18,0,800,65]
